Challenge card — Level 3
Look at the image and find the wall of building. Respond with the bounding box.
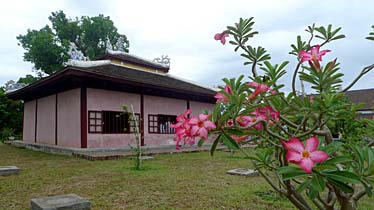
[22,87,216,148]
[144,95,187,145]
[57,88,81,147]
[23,100,36,143]
[111,59,165,74]
[85,88,215,147]
[22,88,81,147]
[86,88,141,148]
[36,95,56,145]
[190,101,215,116]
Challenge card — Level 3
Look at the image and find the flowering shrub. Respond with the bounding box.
[174,18,374,210]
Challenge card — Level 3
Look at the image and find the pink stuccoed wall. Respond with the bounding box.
[36,95,56,145]
[23,100,36,143]
[144,95,187,145]
[57,89,81,147]
[87,88,141,148]
[22,86,216,148]
[85,88,215,147]
[22,89,81,147]
[190,101,215,116]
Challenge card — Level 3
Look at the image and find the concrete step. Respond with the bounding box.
[30,194,91,210]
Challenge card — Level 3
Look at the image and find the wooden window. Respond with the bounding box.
[102,111,129,134]
[148,114,177,134]
[148,114,158,133]
[88,111,102,133]
[89,111,140,134]
[129,114,141,133]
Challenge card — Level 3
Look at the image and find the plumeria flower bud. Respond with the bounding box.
[214,31,229,45]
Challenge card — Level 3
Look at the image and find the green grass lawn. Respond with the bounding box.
[0,143,373,210]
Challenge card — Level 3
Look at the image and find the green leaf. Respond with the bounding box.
[320,141,343,154]
[210,134,221,156]
[197,139,205,147]
[362,180,373,197]
[224,128,244,136]
[320,156,352,166]
[307,188,318,199]
[221,132,240,150]
[330,34,345,41]
[282,171,310,181]
[278,166,304,174]
[327,178,354,193]
[322,170,361,184]
[297,179,312,193]
[311,174,325,192]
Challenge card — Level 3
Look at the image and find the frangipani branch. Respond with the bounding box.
[177,18,374,210]
[292,62,302,96]
[341,64,374,92]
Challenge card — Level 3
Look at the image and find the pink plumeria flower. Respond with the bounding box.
[231,135,249,142]
[236,116,254,127]
[269,88,277,95]
[236,115,263,130]
[282,137,329,173]
[256,106,280,123]
[214,85,232,103]
[226,119,234,127]
[189,114,216,139]
[224,85,233,95]
[248,82,269,100]
[214,93,227,103]
[172,109,192,128]
[326,58,338,72]
[309,95,314,103]
[214,32,229,45]
[298,45,331,63]
[184,137,196,146]
[172,109,194,150]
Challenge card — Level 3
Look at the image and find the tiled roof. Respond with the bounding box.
[77,64,215,96]
[6,63,216,101]
[345,89,374,110]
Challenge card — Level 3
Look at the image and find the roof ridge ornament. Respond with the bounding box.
[153,55,170,67]
[67,42,88,62]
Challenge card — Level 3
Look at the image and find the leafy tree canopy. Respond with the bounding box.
[17,11,130,75]
[0,88,23,140]
[17,74,40,85]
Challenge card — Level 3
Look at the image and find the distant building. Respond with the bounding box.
[7,52,215,148]
[345,89,374,119]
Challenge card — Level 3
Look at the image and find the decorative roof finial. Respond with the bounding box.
[153,55,170,66]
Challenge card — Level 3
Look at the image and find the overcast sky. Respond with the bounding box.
[1,0,374,92]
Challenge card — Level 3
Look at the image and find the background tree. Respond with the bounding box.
[17,74,39,85]
[17,10,130,75]
[0,88,23,141]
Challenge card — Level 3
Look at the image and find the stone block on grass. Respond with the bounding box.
[30,194,91,210]
[0,166,20,176]
[226,168,259,177]
[131,156,154,160]
[140,156,154,160]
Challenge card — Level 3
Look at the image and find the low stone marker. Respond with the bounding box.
[139,156,154,160]
[30,194,91,210]
[226,168,259,177]
[0,166,20,176]
[131,156,154,160]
